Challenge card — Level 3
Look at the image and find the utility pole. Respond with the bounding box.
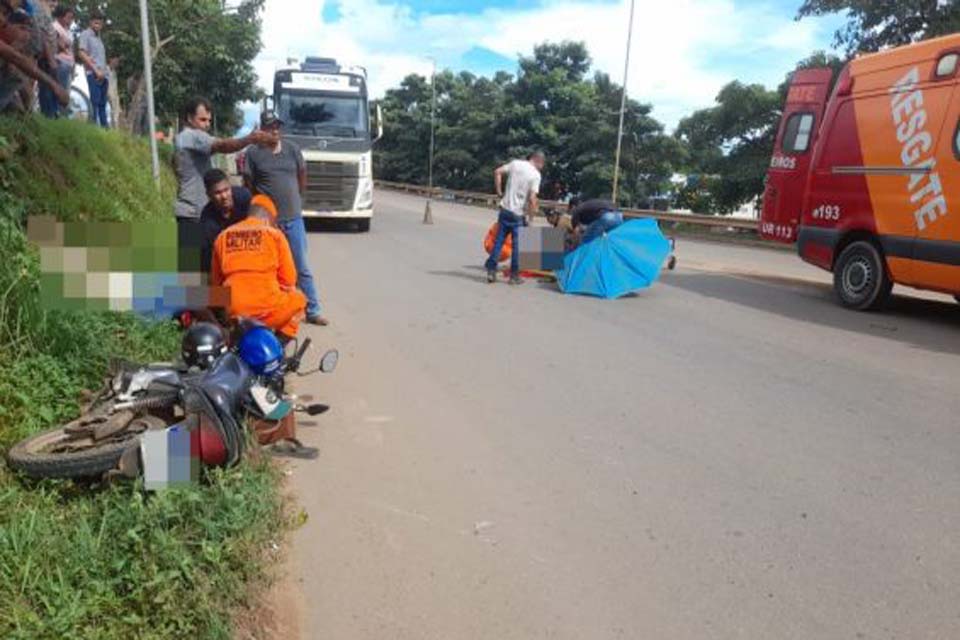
[424,57,437,224]
[612,0,636,204]
[139,0,160,187]
[429,57,437,194]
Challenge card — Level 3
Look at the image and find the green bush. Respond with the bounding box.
[0,116,289,639]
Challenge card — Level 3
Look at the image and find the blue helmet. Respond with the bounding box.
[237,326,284,376]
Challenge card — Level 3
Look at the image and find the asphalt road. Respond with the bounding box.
[283,190,960,640]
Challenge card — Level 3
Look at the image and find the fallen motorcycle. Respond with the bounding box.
[5,322,337,480]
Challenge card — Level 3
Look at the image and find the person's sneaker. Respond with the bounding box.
[306,315,329,326]
[486,270,497,284]
[508,275,523,285]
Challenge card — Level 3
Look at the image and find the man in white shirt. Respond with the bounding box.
[485,151,545,284]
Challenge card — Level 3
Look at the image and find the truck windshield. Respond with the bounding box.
[277,92,368,138]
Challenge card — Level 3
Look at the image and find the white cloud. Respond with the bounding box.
[254,0,832,130]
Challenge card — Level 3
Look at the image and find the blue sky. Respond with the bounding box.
[252,0,847,131]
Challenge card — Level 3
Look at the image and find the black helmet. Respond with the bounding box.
[181,322,227,369]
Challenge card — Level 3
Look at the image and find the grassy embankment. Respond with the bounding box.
[0,117,289,640]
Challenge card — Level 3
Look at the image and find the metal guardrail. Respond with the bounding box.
[375,180,761,234]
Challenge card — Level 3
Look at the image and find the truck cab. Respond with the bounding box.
[762,36,960,309]
[269,57,383,231]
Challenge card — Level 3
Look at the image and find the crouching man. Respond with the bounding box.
[210,196,306,342]
[569,197,624,243]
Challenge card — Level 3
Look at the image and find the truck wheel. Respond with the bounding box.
[357,219,371,233]
[833,241,893,311]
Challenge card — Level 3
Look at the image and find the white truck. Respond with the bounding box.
[268,57,383,231]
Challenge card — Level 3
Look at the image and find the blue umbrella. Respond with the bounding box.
[556,218,672,299]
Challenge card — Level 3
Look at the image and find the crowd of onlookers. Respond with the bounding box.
[1,1,114,126]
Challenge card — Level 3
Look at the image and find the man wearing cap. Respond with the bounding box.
[244,110,328,326]
[210,196,307,341]
[0,8,67,113]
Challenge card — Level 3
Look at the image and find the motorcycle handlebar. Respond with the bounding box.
[285,337,312,373]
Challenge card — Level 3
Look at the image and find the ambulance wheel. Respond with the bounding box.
[833,241,892,311]
[357,219,371,233]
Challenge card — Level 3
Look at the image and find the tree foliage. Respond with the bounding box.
[798,0,960,55]
[73,0,265,135]
[374,41,683,207]
[674,81,781,215]
[674,51,846,215]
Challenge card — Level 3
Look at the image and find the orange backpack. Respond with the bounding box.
[483,222,512,263]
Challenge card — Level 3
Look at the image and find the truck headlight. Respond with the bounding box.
[355,177,373,209]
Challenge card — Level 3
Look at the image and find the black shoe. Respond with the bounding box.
[508,275,523,285]
[486,270,497,284]
[306,315,329,326]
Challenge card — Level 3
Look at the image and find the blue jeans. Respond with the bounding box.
[38,61,59,118]
[583,211,624,243]
[485,209,522,275]
[278,217,322,317]
[86,73,109,128]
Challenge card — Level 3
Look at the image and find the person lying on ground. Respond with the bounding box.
[0,9,67,113]
[544,205,579,253]
[210,196,307,343]
[199,168,252,274]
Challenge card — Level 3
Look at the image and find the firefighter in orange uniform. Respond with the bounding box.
[211,195,307,340]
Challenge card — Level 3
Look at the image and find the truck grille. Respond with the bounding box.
[303,161,359,211]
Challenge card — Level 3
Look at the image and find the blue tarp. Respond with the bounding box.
[556,218,672,299]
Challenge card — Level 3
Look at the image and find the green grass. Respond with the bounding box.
[0,460,287,640]
[0,117,177,223]
[0,116,290,639]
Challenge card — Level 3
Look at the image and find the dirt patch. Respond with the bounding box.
[233,461,306,640]
[234,558,304,640]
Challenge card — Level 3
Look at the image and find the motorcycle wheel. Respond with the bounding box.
[5,413,161,479]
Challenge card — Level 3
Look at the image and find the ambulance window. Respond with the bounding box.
[782,113,815,154]
[937,54,959,78]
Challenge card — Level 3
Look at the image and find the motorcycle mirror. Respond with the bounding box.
[320,350,339,374]
[300,403,330,416]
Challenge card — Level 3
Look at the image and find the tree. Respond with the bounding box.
[798,0,960,55]
[74,1,265,135]
[674,51,849,215]
[374,41,682,208]
[675,81,782,214]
